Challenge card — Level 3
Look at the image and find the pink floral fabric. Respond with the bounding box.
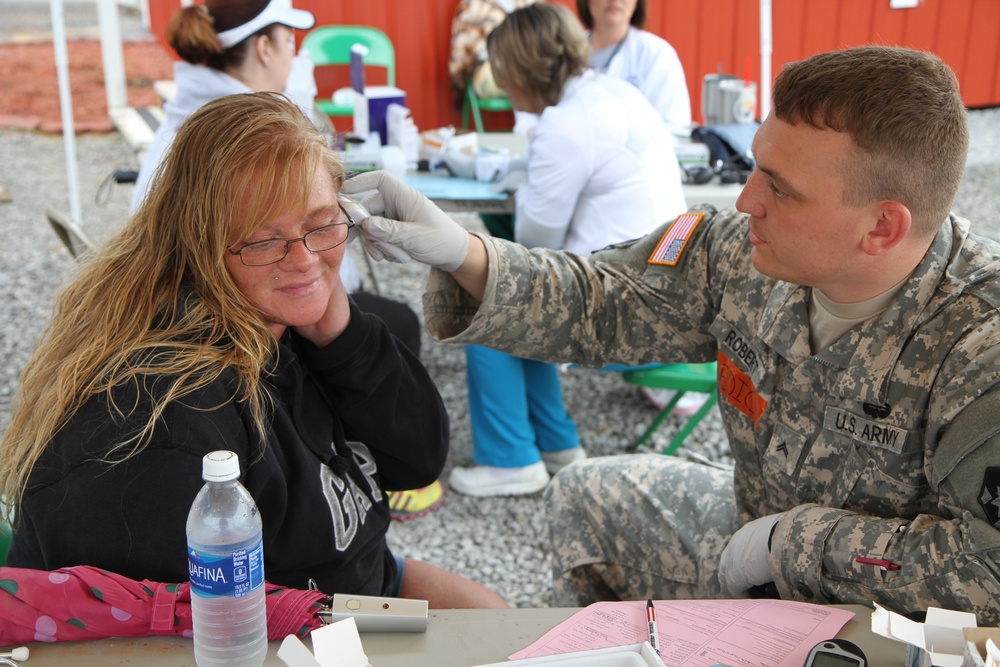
[0,565,327,644]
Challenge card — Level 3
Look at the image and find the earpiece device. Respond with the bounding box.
[320,593,428,632]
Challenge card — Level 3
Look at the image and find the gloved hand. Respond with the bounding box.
[340,170,470,272]
[718,512,784,597]
[489,169,527,194]
[441,149,477,180]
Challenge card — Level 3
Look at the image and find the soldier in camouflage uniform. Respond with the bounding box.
[343,46,1000,623]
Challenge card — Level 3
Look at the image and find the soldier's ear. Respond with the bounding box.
[860,201,910,256]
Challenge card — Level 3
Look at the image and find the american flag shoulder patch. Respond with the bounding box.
[648,213,705,266]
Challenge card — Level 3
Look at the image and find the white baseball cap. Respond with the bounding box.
[216,0,316,49]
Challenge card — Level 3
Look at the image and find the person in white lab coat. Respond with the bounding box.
[445,3,686,497]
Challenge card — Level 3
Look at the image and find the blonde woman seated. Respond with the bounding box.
[448,3,687,497]
[1,92,506,608]
[130,0,440,520]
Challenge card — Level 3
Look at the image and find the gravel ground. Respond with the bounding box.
[1,102,998,607]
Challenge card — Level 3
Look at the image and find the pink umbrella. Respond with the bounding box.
[0,565,328,645]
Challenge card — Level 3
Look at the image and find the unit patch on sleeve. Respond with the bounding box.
[648,213,704,266]
[979,467,1000,528]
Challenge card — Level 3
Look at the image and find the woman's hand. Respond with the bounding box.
[292,280,352,348]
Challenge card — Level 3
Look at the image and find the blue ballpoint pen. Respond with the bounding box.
[646,599,661,655]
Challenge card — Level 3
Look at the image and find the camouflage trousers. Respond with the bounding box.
[544,454,737,606]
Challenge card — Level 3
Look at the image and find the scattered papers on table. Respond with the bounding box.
[510,599,854,667]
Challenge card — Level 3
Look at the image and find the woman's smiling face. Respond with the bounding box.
[224,167,348,339]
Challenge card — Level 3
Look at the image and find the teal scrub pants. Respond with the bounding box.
[465,344,580,468]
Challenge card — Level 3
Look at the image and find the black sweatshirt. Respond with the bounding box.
[9,302,448,595]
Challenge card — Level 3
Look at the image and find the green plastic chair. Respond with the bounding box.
[622,362,719,455]
[301,25,396,118]
[461,77,513,132]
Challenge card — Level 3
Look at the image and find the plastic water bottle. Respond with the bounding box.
[187,451,267,667]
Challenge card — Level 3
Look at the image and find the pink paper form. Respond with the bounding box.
[510,599,855,667]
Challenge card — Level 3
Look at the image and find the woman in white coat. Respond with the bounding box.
[447,3,686,497]
[578,0,692,139]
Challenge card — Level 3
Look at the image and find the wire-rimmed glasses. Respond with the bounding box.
[227,202,356,267]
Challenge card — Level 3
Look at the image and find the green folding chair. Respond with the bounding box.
[461,77,513,132]
[622,362,718,455]
[301,25,396,119]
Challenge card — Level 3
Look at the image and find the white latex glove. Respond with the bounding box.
[442,149,477,180]
[718,512,784,597]
[340,171,470,272]
[489,169,527,194]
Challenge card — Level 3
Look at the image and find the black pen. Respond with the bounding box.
[646,599,661,655]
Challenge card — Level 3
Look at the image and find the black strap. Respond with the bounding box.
[594,32,627,73]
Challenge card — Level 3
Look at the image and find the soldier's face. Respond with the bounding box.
[736,114,877,299]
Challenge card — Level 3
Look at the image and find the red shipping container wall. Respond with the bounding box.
[148,0,1000,134]
[644,0,1000,123]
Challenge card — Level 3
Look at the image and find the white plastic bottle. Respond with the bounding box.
[186,450,267,667]
[285,48,318,125]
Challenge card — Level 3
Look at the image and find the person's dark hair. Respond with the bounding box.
[575,0,646,30]
[488,3,590,110]
[772,45,969,235]
[166,0,280,71]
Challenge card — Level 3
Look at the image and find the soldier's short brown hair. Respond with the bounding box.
[773,45,969,235]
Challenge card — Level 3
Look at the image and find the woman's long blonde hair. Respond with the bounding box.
[0,92,344,523]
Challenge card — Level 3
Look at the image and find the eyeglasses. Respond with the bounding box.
[227,203,356,266]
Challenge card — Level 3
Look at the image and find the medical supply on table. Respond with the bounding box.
[366,86,407,145]
[386,103,419,168]
[350,44,370,138]
[702,72,738,125]
[702,72,757,125]
[438,131,527,185]
[187,450,267,667]
[285,48,318,124]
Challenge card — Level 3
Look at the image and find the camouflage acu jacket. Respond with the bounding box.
[424,206,1000,623]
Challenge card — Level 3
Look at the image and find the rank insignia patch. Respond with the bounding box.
[648,213,704,266]
[979,467,1000,528]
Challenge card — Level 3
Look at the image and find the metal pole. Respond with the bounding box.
[50,0,83,223]
[759,0,773,120]
[97,0,127,110]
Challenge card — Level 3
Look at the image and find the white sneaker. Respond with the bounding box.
[676,392,709,416]
[639,387,709,416]
[447,461,550,497]
[540,447,587,474]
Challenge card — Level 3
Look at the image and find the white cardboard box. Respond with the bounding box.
[872,604,979,667]
[473,642,666,667]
